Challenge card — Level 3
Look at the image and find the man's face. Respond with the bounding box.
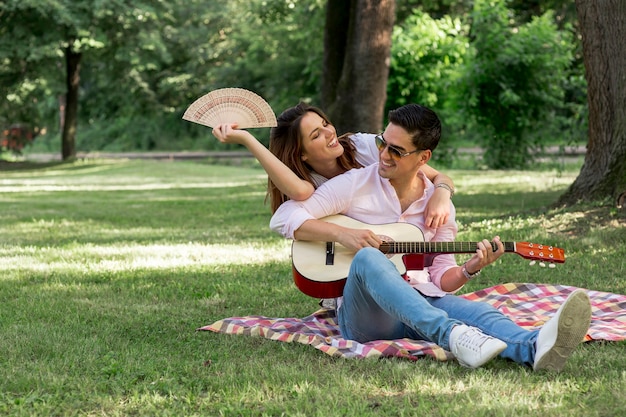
[377,123,425,181]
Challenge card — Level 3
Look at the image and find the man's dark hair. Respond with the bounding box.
[388,104,441,152]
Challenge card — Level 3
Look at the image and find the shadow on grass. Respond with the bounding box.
[0,160,69,171]
[553,202,626,238]
[454,190,566,224]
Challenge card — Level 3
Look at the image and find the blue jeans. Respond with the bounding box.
[337,248,538,366]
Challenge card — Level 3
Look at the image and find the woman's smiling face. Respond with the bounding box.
[298,111,344,164]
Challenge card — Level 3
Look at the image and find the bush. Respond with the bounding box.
[459,0,578,169]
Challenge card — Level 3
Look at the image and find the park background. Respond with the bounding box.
[0,0,602,164]
[1,0,625,416]
[2,0,623,205]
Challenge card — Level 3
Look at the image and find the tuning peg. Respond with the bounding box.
[539,262,546,268]
[548,263,556,269]
[529,260,536,266]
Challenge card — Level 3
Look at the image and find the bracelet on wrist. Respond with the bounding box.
[461,263,481,280]
[435,183,455,197]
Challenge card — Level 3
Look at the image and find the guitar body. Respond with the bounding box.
[291,215,424,298]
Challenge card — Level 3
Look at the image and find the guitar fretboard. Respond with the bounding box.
[378,241,516,254]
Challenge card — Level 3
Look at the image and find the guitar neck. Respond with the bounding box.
[379,241,515,255]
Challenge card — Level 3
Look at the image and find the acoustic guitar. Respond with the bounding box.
[291,215,565,298]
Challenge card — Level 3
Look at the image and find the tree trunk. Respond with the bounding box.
[322,0,395,135]
[558,0,626,206]
[62,44,81,161]
[321,0,351,111]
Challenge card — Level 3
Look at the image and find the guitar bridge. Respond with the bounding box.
[325,241,335,265]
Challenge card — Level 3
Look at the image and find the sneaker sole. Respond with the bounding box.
[533,289,592,372]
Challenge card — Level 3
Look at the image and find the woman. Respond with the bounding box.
[212,102,455,227]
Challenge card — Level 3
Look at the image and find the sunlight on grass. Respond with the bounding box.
[456,170,577,195]
[0,179,267,193]
[0,159,268,192]
[0,241,291,274]
[0,214,276,246]
[403,372,573,410]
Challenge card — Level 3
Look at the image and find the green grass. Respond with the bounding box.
[1,159,625,416]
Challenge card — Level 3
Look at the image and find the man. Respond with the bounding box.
[270,103,591,370]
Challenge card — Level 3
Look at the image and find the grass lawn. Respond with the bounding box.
[1,158,625,416]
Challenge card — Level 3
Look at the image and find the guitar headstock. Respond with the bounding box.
[515,242,565,265]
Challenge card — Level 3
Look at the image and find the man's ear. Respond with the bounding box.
[419,149,432,165]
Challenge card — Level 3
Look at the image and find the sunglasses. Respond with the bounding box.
[375,134,420,161]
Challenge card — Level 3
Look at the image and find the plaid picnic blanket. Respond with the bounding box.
[199,283,626,362]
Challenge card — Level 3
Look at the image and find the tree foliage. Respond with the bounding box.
[387,11,468,111]
[1,0,589,172]
[459,0,576,169]
[0,0,173,158]
[384,10,468,166]
[212,0,325,112]
[0,0,68,149]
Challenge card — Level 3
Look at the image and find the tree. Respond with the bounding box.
[0,0,170,160]
[460,0,575,169]
[321,0,395,135]
[62,44,80,160]
[558,0,626,205]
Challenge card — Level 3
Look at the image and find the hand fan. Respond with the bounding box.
[182,88,277,129]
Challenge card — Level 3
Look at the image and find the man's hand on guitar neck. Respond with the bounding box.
[465,236,506,273]
[440,236,505,292]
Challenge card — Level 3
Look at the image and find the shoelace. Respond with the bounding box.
[455,328,491,352]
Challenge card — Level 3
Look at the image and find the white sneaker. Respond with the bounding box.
[449,325,507,368]
[533,289,592,372]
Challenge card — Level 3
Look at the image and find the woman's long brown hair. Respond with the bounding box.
[267,102,362,213]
